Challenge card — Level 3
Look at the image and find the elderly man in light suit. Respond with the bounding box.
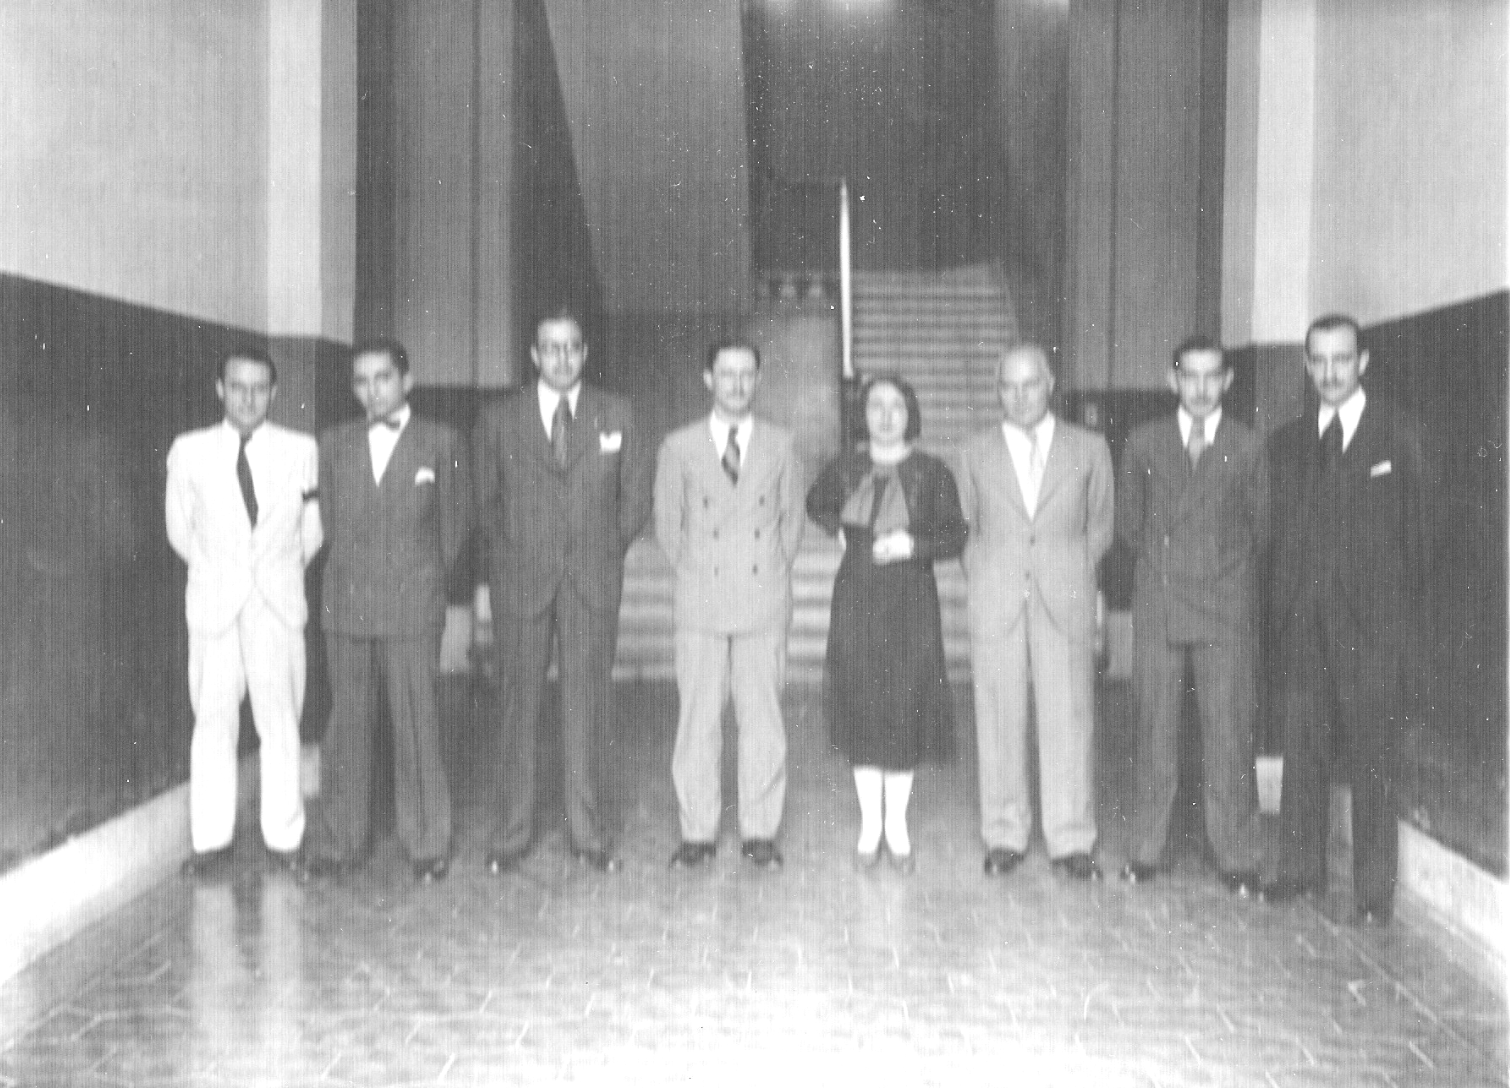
[958,343,1114,881]
[654,340,806,870]
[166,349,322,880]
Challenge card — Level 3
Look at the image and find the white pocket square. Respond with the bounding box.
[414,467,436,485]
[599,431,623,453]
[1370,460,1392,477]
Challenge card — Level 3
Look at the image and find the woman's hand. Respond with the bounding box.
[871,530,915,565]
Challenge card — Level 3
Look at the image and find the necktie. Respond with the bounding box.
[1321,413,1343,474]
[552,396,573,468]
[722,425,741,484]
[236,434,258,527]
[1028,432,1045,500]
[1187,424,1208,469]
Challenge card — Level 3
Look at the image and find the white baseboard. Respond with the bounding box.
[0,781,191,985]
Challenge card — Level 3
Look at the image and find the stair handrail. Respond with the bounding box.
[839,177,853,381]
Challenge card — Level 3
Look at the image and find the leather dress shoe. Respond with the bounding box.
[413,857,449,884]
[571,845,622,873]
[1260,878,1318,905]
[983,848,1024,877]
[180,846,234,881]
[1052,853,1103,881]
[266,848,309,881]
[669,841,716,869]
[484,848,527,876]
[741,839,783,869]
[1219,869,1261,898]
[1356,903,1393,927]
[1119,862,1158,885]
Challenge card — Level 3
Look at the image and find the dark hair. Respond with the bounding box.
[220,348,277,384]
[862,372,922,442]
[1304,313,1362,356]
[1171,335,1224,369]
[351,337,410,375]
[705,339,761,372]
[534,303,588,344]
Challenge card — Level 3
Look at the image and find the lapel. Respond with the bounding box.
[520,384,557,474]
[732,418,765,492]
[990,427,1031,520]
[1166,416,1203,524]
[564,386,596,473]
[1343,399,1386,479]
[378,416,422,503]
[1035,418,1070,514]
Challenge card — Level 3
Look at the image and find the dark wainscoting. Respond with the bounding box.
[1366,292,1507,874]
[0,274,273,870]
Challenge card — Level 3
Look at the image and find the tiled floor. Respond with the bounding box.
[1,680,1504,1087]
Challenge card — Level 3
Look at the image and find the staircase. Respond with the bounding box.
[614,266,1017,684]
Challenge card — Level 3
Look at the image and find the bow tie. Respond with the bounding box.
[369,415,402,431]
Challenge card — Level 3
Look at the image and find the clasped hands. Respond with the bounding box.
[839,527,915,564]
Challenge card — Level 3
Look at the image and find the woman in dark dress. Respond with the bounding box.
[806,375,967,872]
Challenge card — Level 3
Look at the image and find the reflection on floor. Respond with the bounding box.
[0,680,1504,1087]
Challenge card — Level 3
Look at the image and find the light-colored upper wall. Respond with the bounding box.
[1310,0,1507,324]
[1225,0,1508,343]
[546,0,750,316]
[0,1,270,331]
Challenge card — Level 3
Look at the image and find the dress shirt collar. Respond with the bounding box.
[1001,412,1055,456]
[1318,387,1366,451]
[538,381,582,435]
[1178,406,1221,447]
[709,412,754,457]
[222,419,263,447]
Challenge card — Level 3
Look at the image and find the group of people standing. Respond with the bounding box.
[167,305,1426,926]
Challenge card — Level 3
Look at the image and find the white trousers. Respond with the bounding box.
[187,589,307,853]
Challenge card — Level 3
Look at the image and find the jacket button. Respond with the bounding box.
[712,530,719,539]
[752,565,759,574]
[754,529,760,539]
[704,498,710,507]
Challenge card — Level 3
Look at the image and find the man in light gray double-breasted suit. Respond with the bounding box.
[654,340,806,870]
[957,343,1114,881]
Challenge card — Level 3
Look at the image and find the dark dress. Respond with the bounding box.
[806,449,967,769]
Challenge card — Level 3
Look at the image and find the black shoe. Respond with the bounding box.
[571,845,622,874]
[741,839,783,869]
[413,857,449,884]
[669,841,716,869]
[983,848,1024,877]
[180,846,234,881]
[1219,869,1261,899]
[1119,862,1158,885]
[1356,903,1393,927]
[1260,878,1318,905]
[484,848,527,876]
[265,848,308,881]
[1052,853,1103,881]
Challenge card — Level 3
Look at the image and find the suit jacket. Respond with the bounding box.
[319,414,471,639]
[654,416,806,635]
[475,383,652,618]
[1267,398,1430,641]
[1117,413,1269,644]
[957,417,1114,645]
[166,421,322,634]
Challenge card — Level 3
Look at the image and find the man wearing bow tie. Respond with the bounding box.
[1262,314,1431,925]
[475,305,653,874]
[305,339,471,884]
[166,349,322,880]
[957,343,1114,882]
[653,340,806,870]
[1115,337,1267,898]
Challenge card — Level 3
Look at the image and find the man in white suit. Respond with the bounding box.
[166,349,322,879]
[654,340,806,869]
[958,343,1114,881]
